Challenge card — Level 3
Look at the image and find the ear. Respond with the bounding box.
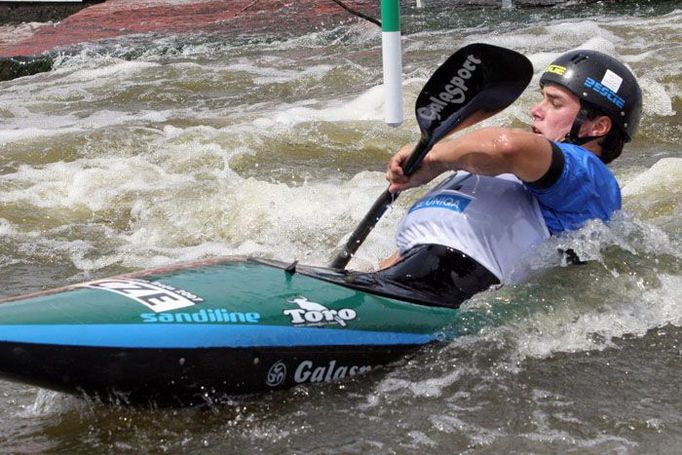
[585,115,612,137]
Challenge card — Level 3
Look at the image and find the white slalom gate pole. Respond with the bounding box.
[381,0,403,127]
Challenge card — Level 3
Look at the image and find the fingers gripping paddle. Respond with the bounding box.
[330,43,533,269]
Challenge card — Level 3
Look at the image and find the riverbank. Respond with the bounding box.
[0,0,657,81]
[0,0,354,80]
[0,0,353,58]
[0,1,104,25]
[0,0,631,58]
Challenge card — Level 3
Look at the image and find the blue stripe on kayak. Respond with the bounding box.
[0,324,436,348]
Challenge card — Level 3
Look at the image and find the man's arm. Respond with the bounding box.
[387,127,554,193]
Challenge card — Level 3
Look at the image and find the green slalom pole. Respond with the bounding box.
[381,0,403,127]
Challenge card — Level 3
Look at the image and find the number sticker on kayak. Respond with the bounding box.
[78,279,204,313]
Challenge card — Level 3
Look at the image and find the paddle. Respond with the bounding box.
[330,43,533,269]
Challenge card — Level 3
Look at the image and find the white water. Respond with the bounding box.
[0,5,681,453]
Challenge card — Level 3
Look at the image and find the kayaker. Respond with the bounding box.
[372,49,643,307]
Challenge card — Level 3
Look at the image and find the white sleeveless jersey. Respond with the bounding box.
[396,173,550,284]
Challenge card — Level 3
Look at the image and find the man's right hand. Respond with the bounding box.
[386,143,446,193]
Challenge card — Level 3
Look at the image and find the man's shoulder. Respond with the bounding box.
[527,141,622,233]
[554,142,613,171]
[543,141,618,190]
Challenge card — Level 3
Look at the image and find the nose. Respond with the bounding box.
[530,100,543,120]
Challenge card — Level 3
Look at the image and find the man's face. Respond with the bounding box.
[530,83,581,142]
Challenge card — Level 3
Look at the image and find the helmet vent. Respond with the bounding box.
[570,54,589,64]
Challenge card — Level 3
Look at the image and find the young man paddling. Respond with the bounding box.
[368,49,642,307]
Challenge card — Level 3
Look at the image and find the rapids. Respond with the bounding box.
[0,1,680,452]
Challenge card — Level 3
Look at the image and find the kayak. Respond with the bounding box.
[0,256,462,405]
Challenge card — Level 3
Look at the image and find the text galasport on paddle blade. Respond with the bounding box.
[415,43,533,144]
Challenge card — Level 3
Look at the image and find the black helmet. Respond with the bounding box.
[540,50,642,142]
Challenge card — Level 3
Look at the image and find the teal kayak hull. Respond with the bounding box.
[0,256,461,405]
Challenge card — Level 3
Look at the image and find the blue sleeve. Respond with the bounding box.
[525,142,621,234]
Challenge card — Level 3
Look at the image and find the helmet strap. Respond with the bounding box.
[562,106,601,146]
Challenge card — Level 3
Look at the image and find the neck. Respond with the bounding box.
[581,139,602,156]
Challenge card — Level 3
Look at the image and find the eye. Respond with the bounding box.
[549,97,564,109]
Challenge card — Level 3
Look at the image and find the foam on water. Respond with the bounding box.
[0,129,401,272]
[621,158,682,232]
[641,78,676,117]
[622,157,682,197]
[2,51,423,271]
[260,20,381,51]
[59,59,161,82]
[15,390,81,418]
[0,218,15,235]
[512,273,682,359]
[453,209,682,369]
[225,61,334,85]
[0,110,173,142]
[261,84,389,129]
[0,127,84,145]
[0,157,191,211]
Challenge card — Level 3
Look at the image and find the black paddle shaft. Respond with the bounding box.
[330,43,533,269]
